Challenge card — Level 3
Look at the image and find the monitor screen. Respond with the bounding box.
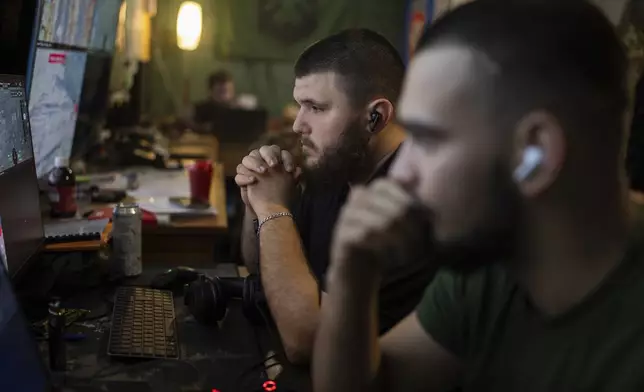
[38,0,97,49]
[0,260,50,391]
[28,47,87,178]
[89,0,121,52]
[0,0,40,76]
[73,52,113,158]
[0,75,44,278]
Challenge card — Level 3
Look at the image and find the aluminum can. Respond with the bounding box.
[112,203,142,277]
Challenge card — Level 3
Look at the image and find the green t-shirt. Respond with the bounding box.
[417,240,644,391]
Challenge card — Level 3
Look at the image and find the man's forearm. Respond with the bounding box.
[258,213,320,364]
[313,269,383,392]
[241,208,259,273]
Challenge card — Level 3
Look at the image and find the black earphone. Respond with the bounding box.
[368,110,381,134]
[184,274,266,326]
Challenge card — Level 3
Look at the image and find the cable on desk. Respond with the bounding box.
[235,361,282,392]
[233,302,286,391]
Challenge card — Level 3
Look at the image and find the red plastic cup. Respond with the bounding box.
[188,160,213,204]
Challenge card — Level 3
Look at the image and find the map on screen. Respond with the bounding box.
[38,0,97,48]
[29,48,87,178]
[0,83,32,173]
[89,0,120,52]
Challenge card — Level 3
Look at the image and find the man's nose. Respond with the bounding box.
[389,143,418,191]
[292,110,308,135]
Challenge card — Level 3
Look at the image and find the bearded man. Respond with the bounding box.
[235,29,435,364]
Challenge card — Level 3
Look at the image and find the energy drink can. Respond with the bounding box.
[112,203,142,277]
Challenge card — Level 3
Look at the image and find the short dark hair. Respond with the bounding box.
[294,28,405,108]
[417,0,628,153]
[208,70,232,89]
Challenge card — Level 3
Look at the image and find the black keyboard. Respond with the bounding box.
[107,287,179,359]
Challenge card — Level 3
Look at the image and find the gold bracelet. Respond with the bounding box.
[256,212,293,235]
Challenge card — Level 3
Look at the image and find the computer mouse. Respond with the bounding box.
[150,266,201,293]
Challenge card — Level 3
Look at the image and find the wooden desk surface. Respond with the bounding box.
[169,134,219,162]
[143,161,228,234]
[138,162,229,266]
[42,158,230,265]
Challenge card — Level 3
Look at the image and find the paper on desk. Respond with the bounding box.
[136,197,217,216]
[127,170,191,199]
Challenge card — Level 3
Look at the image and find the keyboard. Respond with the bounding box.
[107,286,179,359]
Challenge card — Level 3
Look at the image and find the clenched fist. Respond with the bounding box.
[330,179,432,282]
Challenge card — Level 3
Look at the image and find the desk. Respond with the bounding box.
[169,134,219,162]
[46,163,230,266]
[37,264,310,392]
[141,162,229,266]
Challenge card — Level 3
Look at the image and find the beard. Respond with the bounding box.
[300,117,371,190]
[428,162,523,274]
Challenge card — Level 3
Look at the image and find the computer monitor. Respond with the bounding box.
[38,0,97,49]
[28,47,88,178]
[0,260,50,391]
[89,0,121,52]
[72,52,113,159]
[0,0,41,77]
[0,75,45,278]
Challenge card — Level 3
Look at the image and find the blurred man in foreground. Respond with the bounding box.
[314,1,642,391]
[235,29,436,364]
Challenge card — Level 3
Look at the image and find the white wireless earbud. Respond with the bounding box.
[513,146,544,182]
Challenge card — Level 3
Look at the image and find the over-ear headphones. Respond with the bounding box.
[184,274,266,326]
[513,146,544,182]
[368,110,380,134]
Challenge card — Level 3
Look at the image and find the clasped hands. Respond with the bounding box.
[236,146,431,284]
[235,145,299,219]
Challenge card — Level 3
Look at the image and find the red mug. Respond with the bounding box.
[188,160,213,204]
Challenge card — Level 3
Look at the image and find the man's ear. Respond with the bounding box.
[365,98,394,134]
[511,111,566,197]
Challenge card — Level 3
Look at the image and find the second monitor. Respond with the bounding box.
[28,0,122,179]
[29,46,87,179]
[0,75,45,278]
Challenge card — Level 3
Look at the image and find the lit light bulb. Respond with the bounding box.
[177,1,202,51]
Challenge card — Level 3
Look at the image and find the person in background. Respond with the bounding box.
[235,29,436,364]
[313,1,643,391]
[193,70,237,124]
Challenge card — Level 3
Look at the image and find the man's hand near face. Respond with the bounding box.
[330,179,430,282]
[235,144,320,364]
[313,179,459,392]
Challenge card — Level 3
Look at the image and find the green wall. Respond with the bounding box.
[144,0,407,118]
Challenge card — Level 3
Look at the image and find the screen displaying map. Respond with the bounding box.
[89,0,120,52]
[38,0,97,48]
[28,47,87,178]
[0,82,33,173]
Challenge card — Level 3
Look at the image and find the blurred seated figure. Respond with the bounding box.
[194,70,238,122]
[186,70,267,144]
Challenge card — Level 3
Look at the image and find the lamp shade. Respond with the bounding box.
[177,1,202,51]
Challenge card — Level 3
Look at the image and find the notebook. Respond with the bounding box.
[43,218,110,244]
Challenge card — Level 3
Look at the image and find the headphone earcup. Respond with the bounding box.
[242,276,264,325]
[184,275,227,325]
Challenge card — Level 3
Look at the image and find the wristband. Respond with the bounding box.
[256,212,293,235]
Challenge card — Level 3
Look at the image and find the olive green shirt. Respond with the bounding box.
[417,239,644,391]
